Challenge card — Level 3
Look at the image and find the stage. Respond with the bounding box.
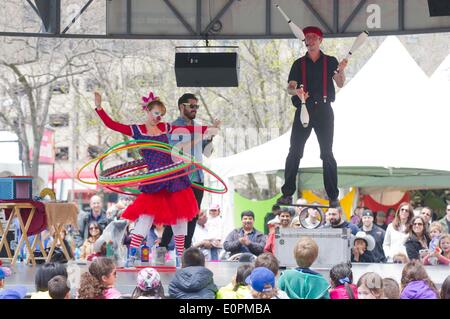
[3,261,448,297]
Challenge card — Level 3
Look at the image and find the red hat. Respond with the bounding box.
[303,26,323,38]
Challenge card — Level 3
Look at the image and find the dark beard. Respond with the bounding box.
[184,109,196,120]
[331,218,341,226]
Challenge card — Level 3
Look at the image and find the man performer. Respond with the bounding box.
[277,26,347,208]
[160,93,220,251]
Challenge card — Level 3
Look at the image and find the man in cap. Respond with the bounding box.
[278,26,347,208]
[361,209,386,263]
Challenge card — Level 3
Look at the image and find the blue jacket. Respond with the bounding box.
[168,266,218,299]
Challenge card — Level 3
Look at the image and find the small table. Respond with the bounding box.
[43,202,78,263]
[0,202,44,266]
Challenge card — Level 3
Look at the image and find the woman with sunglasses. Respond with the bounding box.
[404,216,431,261]
[80,221,103,260]
[94,91,218,266]
[383,202,414,262]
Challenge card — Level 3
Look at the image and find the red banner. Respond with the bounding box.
[30,128,55,164]
[362,193,410,213]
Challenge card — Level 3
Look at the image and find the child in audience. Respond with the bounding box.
[357,272,383,299]
[329,262,358,299]
[48,275,71,299]
[423,234,450,265]
[254,252,280,276]
[278,237,330,299]
[382,278,400,299]
[0,287,27,299]
[168,247,217,299]
[0,267,12,290]
[428,222,443,251]
[351,232,376,263]
[78,257,121,299]
[0,268,5,291]
[245,267,289,299]
[400,260,438,299]
[31,262,67,299]
[216,264,253,299]
[392,253,409,264]
[440,275,450,299]
[131,268,165,299]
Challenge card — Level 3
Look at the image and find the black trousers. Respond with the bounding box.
[281,102,339,200]
[160,184,204,249]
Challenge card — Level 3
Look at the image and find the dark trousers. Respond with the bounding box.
[160,184,204,249]
[281,102,339,200]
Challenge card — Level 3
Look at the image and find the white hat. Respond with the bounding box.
[351,231,376,251]
[267,215,281,225]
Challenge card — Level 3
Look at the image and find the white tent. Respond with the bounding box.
[210,36,450,180]
[207,36,450,236]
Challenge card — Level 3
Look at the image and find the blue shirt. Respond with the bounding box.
[169,117,212,183]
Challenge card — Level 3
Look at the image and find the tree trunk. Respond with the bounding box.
[266,174,278,197]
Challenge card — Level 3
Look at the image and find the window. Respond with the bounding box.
[49,114,69,127]
[85,78,100,92]
[52,80,70,94]
[87,145,104,159]
[56,147,69,161]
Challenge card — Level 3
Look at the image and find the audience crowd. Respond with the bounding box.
[1,195,449,300]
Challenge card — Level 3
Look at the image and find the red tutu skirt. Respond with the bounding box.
[121,187,199,225]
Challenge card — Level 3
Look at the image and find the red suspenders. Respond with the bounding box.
[300,54,328,103]
[323,55,328,103]
[301,57,307,92]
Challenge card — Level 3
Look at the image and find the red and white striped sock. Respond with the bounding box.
[174,235,185,257]
[130,233,144,249]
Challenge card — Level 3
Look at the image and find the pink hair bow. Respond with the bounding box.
[141,91,159,109]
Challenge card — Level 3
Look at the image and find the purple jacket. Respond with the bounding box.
[400,280,437,299]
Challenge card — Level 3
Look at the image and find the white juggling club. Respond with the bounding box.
[299,85,309,128]
[335,30,369,73]
[275,4,305,41]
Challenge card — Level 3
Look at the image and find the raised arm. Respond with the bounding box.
[168,124,208,134]
[94,92,133,136]
[333,58,347,88]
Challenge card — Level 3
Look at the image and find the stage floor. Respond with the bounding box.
[3,261,448,297]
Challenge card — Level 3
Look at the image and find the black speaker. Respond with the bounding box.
[428,0,450,16]
[175,52,239,87]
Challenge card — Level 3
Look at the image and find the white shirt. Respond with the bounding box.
[383,223,408,261]
[192,223,210,246]
[206,216,224,240]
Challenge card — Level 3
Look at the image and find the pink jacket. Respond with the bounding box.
[422,254,450,265]
[329,284,359,299]
[103,287,121,299]
[264,232,275,254]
